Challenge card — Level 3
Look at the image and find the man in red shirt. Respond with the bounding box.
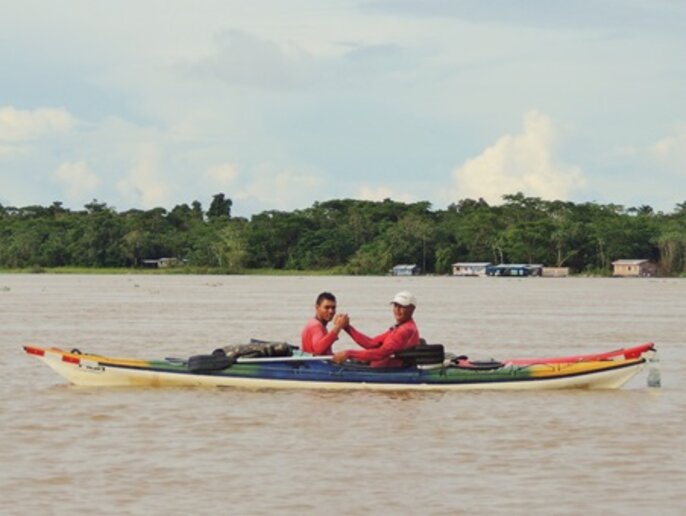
[300,292,349,355]
[332,291,420,368]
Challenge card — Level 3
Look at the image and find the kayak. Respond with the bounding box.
[22,342,657,391]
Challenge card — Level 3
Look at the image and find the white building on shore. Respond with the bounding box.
[452,262,492,276]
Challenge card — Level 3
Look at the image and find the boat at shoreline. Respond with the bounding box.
[23,342,657,391]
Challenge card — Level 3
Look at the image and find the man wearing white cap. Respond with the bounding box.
[332,291,420,368]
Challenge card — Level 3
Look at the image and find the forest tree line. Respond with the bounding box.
[1,193,685,275]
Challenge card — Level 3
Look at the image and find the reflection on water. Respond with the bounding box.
[1,275,685,513]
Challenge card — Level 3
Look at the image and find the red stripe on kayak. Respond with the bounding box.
[506,342,655,365]
[24,346,45,357]
[62,355,80,364]
[624,343,654,359]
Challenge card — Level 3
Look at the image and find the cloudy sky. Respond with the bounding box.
[1,1,685,216]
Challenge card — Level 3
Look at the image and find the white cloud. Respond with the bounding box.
[356,185,415,203]
[652,132,686,166]
[234,163,324,210]
[54,161,100,199]
[0,106,75,141]
[0,144,26,158]
[189,29,312,90]
[183,28,417,95]
[204,163,239,185]
[366,1,685,32]
[116,144,170,208]
[452,110,585,204]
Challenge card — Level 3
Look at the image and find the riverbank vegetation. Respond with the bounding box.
[1,193,685,275]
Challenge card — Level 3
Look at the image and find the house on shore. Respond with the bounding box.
[452,262,492,276]
[486,264,543,277]
[140,257,184,268]
[391,264,420,276]
[542,267,570,278]
[611,259,657,277]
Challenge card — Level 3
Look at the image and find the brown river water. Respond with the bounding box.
[1,274,685,515]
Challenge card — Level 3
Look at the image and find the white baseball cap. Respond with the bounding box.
[391,291,417,307]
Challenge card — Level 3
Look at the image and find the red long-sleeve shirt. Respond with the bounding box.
[300,318,338,355]
[343,319,420,368]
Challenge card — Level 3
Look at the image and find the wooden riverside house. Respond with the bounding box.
[611,259,657,277]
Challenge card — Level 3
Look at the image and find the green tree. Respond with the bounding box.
[211,220,248,271]
[207,193,232,220]
[656,204,686,274]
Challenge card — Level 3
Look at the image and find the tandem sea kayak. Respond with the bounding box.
[23,342,658,391]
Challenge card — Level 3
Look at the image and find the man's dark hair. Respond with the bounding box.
[316,292,336,305]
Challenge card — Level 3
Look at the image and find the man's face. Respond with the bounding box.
[316,299,337,322]
[392,303,415,324]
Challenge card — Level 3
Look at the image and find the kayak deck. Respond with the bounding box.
[23,343,656,391]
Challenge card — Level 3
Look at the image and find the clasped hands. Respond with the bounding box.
[332,313,350,331]
[331,313,350,364]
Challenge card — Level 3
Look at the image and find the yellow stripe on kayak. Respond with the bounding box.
[46,347,149,368]
[526,358,644,377]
